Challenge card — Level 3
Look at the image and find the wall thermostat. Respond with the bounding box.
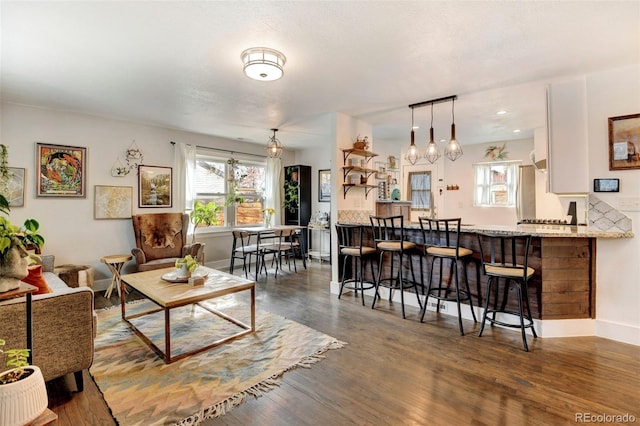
[593,178,619,192]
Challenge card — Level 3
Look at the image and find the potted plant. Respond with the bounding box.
[175,254,198,278]
[0,339,48,426]
[282,179,299,213]
[0,196,45,293]
[189,200,221,244]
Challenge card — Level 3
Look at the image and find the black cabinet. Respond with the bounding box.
[283,165,311,226]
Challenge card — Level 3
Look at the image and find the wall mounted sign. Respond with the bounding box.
[35,142,87,197]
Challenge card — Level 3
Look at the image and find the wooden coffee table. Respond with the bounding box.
[120,266,255,363]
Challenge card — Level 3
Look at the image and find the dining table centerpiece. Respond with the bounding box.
[263,208,275,228]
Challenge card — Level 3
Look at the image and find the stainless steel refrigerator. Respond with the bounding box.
[516,165,536,223]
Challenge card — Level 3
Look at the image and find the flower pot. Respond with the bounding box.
[176,264,191,279]
[0,366,48,426]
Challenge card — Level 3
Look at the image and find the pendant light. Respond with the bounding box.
[405,106,420,165]
[424,103,441,164]
[266,128,283,158]
[445,98,463,161]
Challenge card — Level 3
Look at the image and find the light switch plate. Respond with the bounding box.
[618,197,640,211]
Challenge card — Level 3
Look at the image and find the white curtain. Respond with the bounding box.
[174,143,197,235]
[265,157,282,226]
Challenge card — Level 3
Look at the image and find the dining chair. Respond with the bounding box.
[230,230,262,279]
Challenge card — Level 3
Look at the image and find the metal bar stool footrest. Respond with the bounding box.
[483,309,536,330]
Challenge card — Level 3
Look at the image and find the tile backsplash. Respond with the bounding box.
[337,210,374,224]
[589,195,632,232]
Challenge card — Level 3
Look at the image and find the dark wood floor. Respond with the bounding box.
[47,261,640,425]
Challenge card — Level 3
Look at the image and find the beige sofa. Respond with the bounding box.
[0,255,95,391]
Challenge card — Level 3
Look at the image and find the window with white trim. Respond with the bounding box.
[473,161,519,207]
[407,171,432,212]
[193,154,266,228]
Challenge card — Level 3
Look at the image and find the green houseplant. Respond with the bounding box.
[282,179,299,213]
[189,200,221,244]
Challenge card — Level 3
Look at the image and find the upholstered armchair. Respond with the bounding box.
[131,213,202,272]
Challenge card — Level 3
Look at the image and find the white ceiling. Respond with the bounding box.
[2,1,639,150]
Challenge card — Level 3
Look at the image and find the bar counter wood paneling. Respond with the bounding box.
[339,223,630,320]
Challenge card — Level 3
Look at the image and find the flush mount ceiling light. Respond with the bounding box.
[405,106,420,165]
[424,103,441,164]
[266,128,283,158]
[241,47,286,81]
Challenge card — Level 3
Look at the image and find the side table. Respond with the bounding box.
[101,254,132,299]
[0,283,38,365]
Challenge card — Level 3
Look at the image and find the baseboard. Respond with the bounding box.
[595,319,640,346]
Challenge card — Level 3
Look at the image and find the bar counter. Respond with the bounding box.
[338,221,632,320]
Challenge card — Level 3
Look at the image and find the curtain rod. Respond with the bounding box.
[170,141,267,159]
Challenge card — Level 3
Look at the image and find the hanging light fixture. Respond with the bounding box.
[424,103,441,164]
[241,47,286,81]
[266,128,283,158]
[405,106,420,165]
[445,97,463,161]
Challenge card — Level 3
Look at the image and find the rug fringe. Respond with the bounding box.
[176,339,347,425]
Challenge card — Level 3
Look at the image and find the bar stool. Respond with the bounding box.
[419,217,477,335]
[370,215,422,319]
[476,232,538,351]
[335,223,377,305]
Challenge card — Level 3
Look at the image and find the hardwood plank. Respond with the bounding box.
[46,262,639,425]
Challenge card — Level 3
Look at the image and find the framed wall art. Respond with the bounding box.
[319,169,331,202]
[94,185,133,219]
[5,167,26,207]
[138,165,172,208]
[608,113,640,170]
[35,142,87,197]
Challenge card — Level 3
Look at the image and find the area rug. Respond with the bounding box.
[90,298,346,426]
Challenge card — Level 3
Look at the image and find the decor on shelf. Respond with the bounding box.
[94,185,132,220]
[318,169,331,202]
[484,143,508,160]
[138,165,172,208]
[266,128,283,158]
[35,142,87,198]
[353,135,369,151]
[405,106,420,165]
[608,113,640,170]
[445,97,463,161]
[241,47,286,81]
[283,178,299,213]
[0,339,48,426]
[425,103,441,164]
[189,200,221,244]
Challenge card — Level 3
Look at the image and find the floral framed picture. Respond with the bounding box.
[609,113,640,170]
[138,165,172,208]
[36,142,87,197]
[319,169,331,202]
[94,185,133,219]
[5,167,26,207]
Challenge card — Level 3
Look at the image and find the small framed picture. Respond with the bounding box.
[35,142,87,197]
[608,113,640,170]
[5,167,26,207]
[319,169,331,202]
[138,165,172,208]
[94,185,133,219]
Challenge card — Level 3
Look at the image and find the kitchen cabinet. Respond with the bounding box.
[546,78,589,194]
[341,148,378,199]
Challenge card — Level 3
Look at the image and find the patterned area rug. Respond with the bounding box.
[90,298,345,425]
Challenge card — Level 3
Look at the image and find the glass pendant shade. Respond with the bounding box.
[425,127,441,164]
[266,128,283,158]
[241,47,286,81]
[444,123,463,161]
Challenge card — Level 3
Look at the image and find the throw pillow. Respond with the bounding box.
[21,264,52,295]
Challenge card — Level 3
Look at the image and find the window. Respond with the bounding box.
[407,171,432,211]
[192,154,266,228]
[473,161,519,207]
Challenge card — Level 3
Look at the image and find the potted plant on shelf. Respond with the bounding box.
[0,339,48,426]
[282,179,299,213]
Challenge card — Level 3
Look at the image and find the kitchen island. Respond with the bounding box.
[337,221,632,321]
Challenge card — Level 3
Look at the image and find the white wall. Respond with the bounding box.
[585,64,640,345]
[1,102,295,286]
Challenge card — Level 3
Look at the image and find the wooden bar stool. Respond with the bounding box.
[476,232,538,351]
[419,217,477,335]
[335,223,377,305]
[370,215,422,319]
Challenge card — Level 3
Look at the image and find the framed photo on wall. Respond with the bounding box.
[35,142,87,197]
[94,185,133,219]
[138,165,172,208]
[5,167,26,207]
[319,169,331,202]
[608,113,640,170]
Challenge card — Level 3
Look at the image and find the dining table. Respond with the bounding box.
[232,225,307,279]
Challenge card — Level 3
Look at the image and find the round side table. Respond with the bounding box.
[101,254,132,299]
